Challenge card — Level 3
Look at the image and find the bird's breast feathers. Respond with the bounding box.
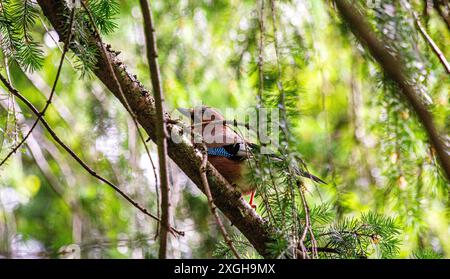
[207,150,256,195]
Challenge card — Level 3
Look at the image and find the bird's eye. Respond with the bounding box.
[233,143,241,152]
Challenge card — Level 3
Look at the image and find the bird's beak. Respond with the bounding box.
[177,108,191,117]
[177,107,191,118]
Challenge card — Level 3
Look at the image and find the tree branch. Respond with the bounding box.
[139,0,171,259]
[297,180,318,259]
[0,73,183,237]
[37,0,275,258]
[412,9,450,74]
[199,145,241,259]
[332,0,450,181]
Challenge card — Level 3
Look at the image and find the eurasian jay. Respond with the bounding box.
[177,106,326,208]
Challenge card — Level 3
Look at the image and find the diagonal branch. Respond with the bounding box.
[412,9,450,74]
[139,0,171,259]
[331,0,450,181]
[37,0,276,258]
[199,146,240,259]
[0,73,183,237]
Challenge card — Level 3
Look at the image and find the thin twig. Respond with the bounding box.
[138,0,171,259]
[190,120,250,130]
[0,73,184,237]
[2,54,17,146]
[297,180,318,259]
[412,10,450,74]
[255,0,275,225]
[199,145,241,259]
[80,0,160,234]
[271,0,325,202]
[269,0,290,139]
[240,138,277,223]
[257,0,265,108]
[0,1,76,167]
[268,1,306,234]
[38,15,75,68]
[256,0,284,232]
[255,0,278,232]
[0,95,74,212]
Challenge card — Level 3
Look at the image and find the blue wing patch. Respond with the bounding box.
[207,143,248,161]
[207,147,233,158]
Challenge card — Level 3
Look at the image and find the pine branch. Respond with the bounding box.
[37,0,276,258]
[85,0,119,35]
[332,0,450,181]
[0,0,76,167]
[138,0,171,259]
[0,0,21,61]
[1,0,44,71]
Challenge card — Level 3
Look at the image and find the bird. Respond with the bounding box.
[177,105,326,208]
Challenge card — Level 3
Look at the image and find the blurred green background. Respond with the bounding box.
[0,0,448,258]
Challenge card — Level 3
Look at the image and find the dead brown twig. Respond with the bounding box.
[138,0,171,258]
[199,144,241,259]
[297,180,318,259]
[412,10,450,74]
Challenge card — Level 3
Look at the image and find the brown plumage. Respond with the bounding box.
[208,156,247,190]
[178,106,257,205]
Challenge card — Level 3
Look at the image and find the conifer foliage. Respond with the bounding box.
[0,0,447,259]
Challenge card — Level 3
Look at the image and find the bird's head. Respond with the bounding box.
[178,105,242,145]
[177,105,225,125]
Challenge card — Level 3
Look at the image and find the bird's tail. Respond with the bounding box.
[250,146,327,185]
[297,170,327,184]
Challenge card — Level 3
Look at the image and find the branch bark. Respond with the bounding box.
[332,0,450,181]
[139,0,171,259]
[37,0,275,258]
